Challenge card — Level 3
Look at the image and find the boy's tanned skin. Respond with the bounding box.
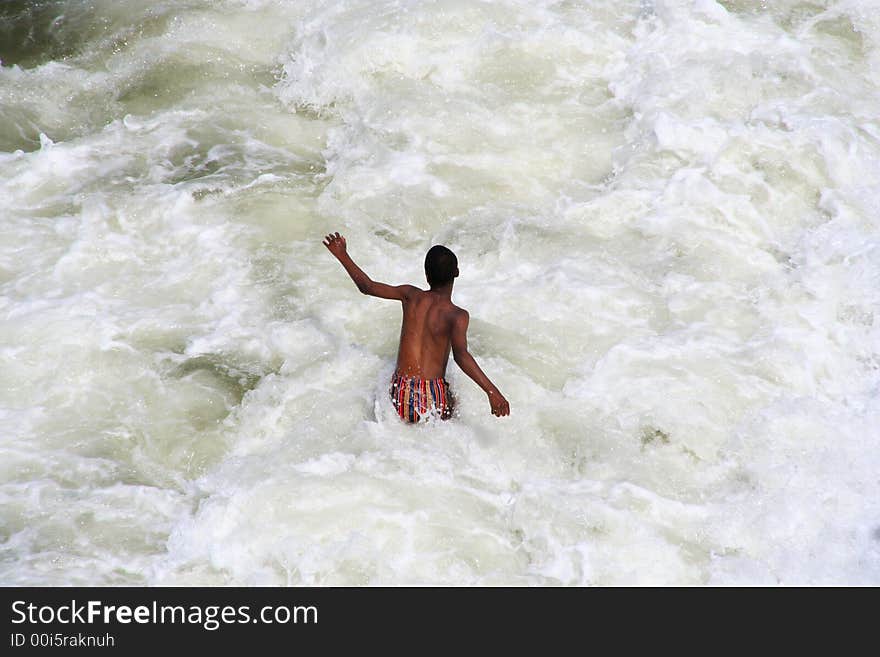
[323,232,510,419]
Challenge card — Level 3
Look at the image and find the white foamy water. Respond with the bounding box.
[1,0,879,585]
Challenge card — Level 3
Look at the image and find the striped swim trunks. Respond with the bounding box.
[390,373,453,423]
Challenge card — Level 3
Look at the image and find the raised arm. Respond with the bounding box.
[450,310,510,417]
[323,232,416,301]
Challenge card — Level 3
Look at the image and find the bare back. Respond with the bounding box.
[395,288,463,379]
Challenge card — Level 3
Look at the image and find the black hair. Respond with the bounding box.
[424,245,458,287]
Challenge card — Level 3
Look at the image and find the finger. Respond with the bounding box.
[334,232,340,239]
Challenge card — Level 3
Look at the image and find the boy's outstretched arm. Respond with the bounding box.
[323,232,416,301]
[450,310,510,417]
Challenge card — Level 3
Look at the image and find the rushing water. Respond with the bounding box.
[1,0,879,585]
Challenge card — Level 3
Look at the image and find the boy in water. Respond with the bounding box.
[323,232,510,423]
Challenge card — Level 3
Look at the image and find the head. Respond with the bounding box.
[424,245,458,288]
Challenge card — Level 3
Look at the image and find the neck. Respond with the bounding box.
[429,282,453,298]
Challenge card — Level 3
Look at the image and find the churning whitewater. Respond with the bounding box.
[1,0,879,585]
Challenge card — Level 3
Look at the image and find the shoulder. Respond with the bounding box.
[398,284,423,300]
[451,306,469,327]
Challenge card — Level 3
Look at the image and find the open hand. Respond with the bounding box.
[488,389,510,417]
[322,232,347,258]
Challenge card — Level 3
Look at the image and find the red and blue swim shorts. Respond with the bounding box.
[390,374,453,423]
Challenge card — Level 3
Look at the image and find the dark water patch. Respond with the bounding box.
[115,61,215,112]
[766,246,797,271]
[0,264,15,286]
[116,58,277,116]
[0,105,44,152]
[159,139,229,185]
[770,2,837,33]
[290,102,334,121]
[812,14,865,60]
[640,426,670,447]
[717,0,865,60]
[156,123,315,188]
[0,4,270,152]
[716,1,824,23]
[172,353,265,408]
[191,187,224,201]
[0,0,86,67]
[0,1,189,69]
[0,67,124,152]
[0,103,127,155]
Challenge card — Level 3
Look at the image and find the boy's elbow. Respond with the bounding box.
[355,280,372,294]
[452,348,469,365]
